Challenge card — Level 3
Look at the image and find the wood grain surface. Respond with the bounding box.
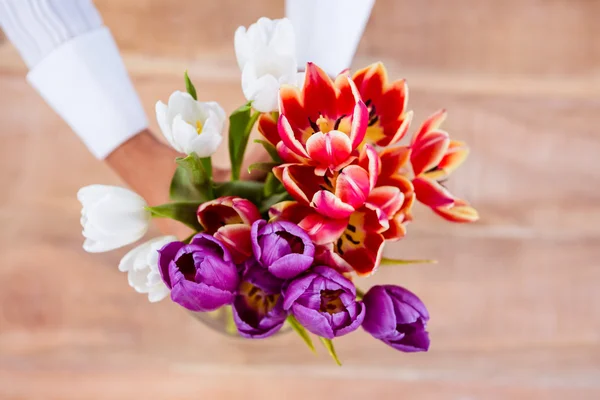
[1,0,599,399]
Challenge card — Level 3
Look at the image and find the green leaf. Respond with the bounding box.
[355,287,366,300]
[287,315,315,353]
[228,102,261,180]
[146,202,202,231]
[184,70,197,100]
[213,180,264,205]
[200,156,213,181]
[380,257,438,266]
[248,162,278,174]
[169,153,211,202]
[262,172,282,198]
[254,139,281,163]
[319,337,342,366]
[259,191,291,215]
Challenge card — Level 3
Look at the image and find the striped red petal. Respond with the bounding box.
[335,165,370,209]
[410,130,450,176]
[412,109,447,145]
[303,62,338,120]
[434,199,479,223]
[257,112,281,147]
[312,190,356,219]
[413,176,456,208]
[305,130,353,172]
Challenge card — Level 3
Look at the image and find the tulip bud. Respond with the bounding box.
[78,185,150,253]
[156,91,225,157]
[232,259,287,338]
[251,220,315,279]
[157,234,239,312]
[118,236,176,302]
[362,285,430,352]
[283,266,364,339]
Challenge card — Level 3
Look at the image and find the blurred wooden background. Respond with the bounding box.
[1,0,599,398]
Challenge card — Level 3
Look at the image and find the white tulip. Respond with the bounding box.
[78,185,151,253]
[155,91,226,157]
[235,17,298,112]
[118,236,176,303]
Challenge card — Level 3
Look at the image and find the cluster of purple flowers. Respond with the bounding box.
[158,219,430,352]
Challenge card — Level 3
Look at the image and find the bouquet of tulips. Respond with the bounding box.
[77,17,478,364]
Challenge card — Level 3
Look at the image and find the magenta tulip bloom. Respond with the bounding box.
[283,266,364,339]
[251,220,315,279]
[158,234,239,312]
[362,285,430,352]
[232,259,287,338]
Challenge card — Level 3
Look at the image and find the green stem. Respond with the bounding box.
[199,157,214,198]
[232,110,261,181]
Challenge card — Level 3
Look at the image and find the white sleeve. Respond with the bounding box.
[285,0,375,77]
[0,0,148,159]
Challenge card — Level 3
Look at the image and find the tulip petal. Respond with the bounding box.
[340,233,385,276]
[305,130,353,172]
[367,186,404,219]
[382,214,408,241]
[257,112,281,146]
[312,190,355,219]
[279,84,310,132]
[157,241,184,288]
[413,177,456,208]
[349,93,369,149]
[426,140,469,180]
[214,224,253,264]
[412,109,447,145]
[379,109,413,147]
[298,213,348,245]
[336,302,365,336]
[410,130,450,176]
[276,141,308,163]
[268,254,314,279]
[170,280,234,312]
[283,273,318,310]
[362,286,397,338]
[274,164,323,205]
[434,199,480,223]
[278,114,310,158]
[335,165,370,209]
[302,62,337,120]
[385,322,430,352]
[379,146,411,178]
[291,303,335,339]
[358,144,380,191]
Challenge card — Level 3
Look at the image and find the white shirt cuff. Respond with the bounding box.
[27,27,148,159]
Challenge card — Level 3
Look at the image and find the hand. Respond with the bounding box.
[105,130,269,238]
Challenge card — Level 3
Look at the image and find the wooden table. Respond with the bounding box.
[1,1,598,398]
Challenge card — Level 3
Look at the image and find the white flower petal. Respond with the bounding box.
[128,268,150,293]
[188,129,223,158]
[234,26,251,70]
[118,236,175,301]
[269,18,296,58]
[242,64,281,112]
[172,115,201,155]
[148,284,170,303]
[78,185,150,253]
[155,101,175,147]
[167,91,197,124]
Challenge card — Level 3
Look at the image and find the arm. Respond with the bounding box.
[0,0,229,236]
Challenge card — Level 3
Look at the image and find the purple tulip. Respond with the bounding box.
[158,234,239,312]
[362,285,430,352]
[232,258,287,338]
[251,219,315,279]
[283,266,364,339]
